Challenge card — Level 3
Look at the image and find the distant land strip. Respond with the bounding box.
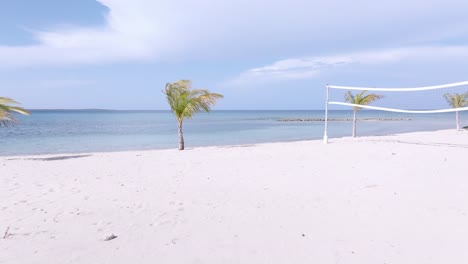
[278,118,412,122]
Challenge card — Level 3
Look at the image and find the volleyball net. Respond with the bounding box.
[323,81,468,143]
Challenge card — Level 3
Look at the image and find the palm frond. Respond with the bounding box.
[0,97,30,126]
[163,80,223,122]
[0,110,18,127]
[0,97,20,105]
[344,91,355,104]
[345,90,384,111]
[7,106,30,115]
[444,92,468,108]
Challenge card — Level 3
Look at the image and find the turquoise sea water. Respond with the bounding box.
[0,110,466,156]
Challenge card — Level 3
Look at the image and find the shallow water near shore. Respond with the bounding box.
[0,110,466,156]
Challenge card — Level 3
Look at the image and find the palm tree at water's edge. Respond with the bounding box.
[164,80,223,150]
[444,92,468,130]
[345,91,383,137]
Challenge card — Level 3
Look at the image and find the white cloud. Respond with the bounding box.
[0,0,167,67]
[2,0,468,67]
[227,45,468,84]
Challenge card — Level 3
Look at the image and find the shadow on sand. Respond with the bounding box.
[22,154,93,161]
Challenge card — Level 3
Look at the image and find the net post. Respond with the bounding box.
[323,84,330,144]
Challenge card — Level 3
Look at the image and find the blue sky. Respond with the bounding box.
[1,0,468,110]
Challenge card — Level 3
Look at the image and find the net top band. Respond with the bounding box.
[328,81,468,92]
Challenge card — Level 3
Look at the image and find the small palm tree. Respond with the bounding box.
[0,97,30,127]
[444,92,468,130]
[164,80,223,150]
[345,90,383,137]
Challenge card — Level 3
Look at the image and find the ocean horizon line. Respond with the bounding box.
[28,109,330,112]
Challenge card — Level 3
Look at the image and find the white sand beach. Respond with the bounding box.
[1,129,468,264]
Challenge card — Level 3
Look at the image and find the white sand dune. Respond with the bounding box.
[1,129,468,264]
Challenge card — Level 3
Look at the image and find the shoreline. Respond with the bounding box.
[1,128,465,159]
[0,129,468,159]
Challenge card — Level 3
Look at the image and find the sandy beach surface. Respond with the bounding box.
[1,129,468,264]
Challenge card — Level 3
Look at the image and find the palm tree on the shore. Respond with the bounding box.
[444,92,468,130]
[164,80,223,150]
[345,90,384,137]
[0,97,30,127]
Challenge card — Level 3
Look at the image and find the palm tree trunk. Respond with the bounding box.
[178,121,184,150]
[352,110,357,137]
[456,111,460,130]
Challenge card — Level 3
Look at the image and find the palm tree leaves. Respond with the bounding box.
[444,92,468,108]
[183,89,223,118]
[164,80,223,122]
[443,92,468,130]
[345,90,384,111]
[164,81,188,120]
[344,90,384,137]
[0,111,17,127]
[0,97,30,127]
[164,80,223,150]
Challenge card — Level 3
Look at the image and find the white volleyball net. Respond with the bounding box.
[323,81,468,142]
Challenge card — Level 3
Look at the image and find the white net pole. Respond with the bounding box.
[323,84,330,144]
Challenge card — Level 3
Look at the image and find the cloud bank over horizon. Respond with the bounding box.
[1,0,468,69]
[228,45,468,84]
